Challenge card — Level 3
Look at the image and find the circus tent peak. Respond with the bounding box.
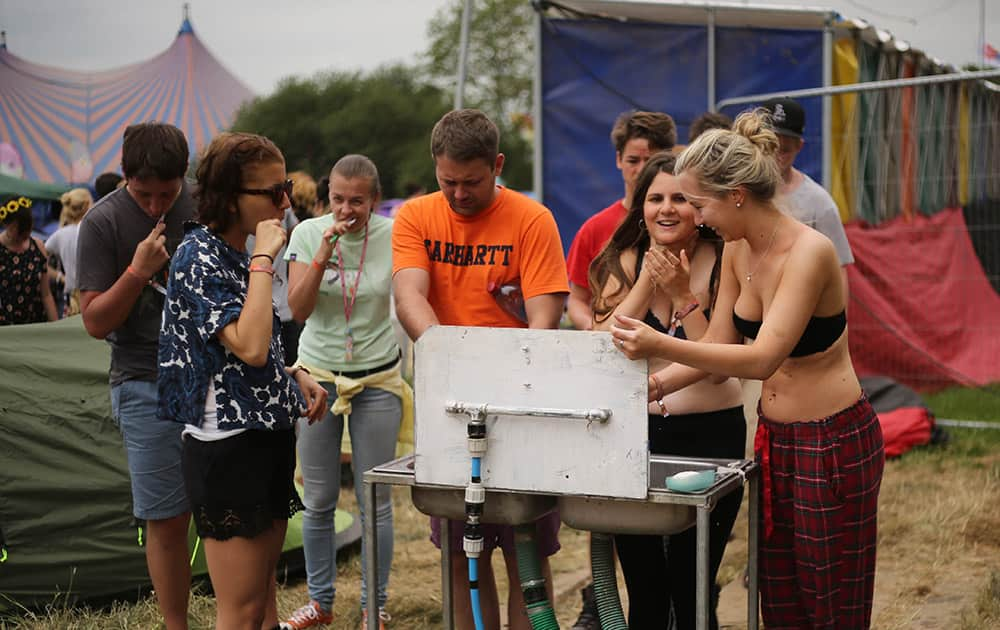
[0,9,254,184]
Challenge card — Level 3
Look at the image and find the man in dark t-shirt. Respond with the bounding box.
[77,122,195,630]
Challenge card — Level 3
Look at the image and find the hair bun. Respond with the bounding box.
[732,110,779,157]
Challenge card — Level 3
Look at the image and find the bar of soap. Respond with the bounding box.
[665,469,716,493]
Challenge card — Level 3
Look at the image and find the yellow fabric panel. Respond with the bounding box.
[300,360,415,457]
[958,85,970,206]
[832,37,859,222]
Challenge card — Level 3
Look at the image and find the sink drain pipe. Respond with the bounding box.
[591,532,628,629]
[514,524,559,629]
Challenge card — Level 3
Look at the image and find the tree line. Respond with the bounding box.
[230,0,534,199]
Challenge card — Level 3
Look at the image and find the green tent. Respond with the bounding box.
[0,317,359,611]
[0,173,71,201]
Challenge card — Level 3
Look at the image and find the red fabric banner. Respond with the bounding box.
[846,208,1000,391]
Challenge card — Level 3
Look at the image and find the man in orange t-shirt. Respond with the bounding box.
[393,109,568,630]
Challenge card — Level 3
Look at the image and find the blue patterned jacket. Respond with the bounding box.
[158,223,304,431]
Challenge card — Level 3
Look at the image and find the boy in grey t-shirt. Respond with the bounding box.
[77,122,195,630]
[78,182,195,383]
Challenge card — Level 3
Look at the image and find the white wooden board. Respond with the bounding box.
[414,326,649,499]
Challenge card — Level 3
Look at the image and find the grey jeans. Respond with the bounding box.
[297,384,401,610]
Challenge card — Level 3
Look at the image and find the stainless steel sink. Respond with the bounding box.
[411,486,556,524]
[557,455,745,535]
[386,457,556,525]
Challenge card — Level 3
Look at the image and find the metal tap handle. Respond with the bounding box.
[445,401,612,423]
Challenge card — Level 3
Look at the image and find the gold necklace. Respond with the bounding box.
[745,217,780,283]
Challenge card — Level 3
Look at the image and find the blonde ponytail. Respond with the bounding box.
[675,108,781,201]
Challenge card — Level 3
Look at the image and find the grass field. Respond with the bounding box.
[3,385,998,629]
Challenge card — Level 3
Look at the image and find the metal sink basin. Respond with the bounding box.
[411,486,557,524]
[389,457,555,525]
[558,455,746,535]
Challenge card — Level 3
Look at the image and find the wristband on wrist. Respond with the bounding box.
[655,398,669,417]
[126,265,149,281]
[650,373,664,401]
[289,365,310,378]
[311,259,325,272]
[667,301,700,336]
[250,253,274,263]
[249,265,275,276]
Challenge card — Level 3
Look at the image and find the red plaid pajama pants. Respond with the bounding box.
[754,395,885,629]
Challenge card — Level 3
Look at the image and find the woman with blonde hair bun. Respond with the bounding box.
[611,108,885,629]
[46,187,94,316]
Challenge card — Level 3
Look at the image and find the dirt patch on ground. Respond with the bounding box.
[715,547,1000,629]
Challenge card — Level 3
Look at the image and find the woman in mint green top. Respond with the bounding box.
[283,154,401,627]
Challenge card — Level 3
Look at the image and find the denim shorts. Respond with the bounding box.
[110,379,189,521]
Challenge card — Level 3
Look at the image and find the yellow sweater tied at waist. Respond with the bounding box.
[296,360,414,455]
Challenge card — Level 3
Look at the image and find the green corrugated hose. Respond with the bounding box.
[591,532,628,629]
[514,524,559,629]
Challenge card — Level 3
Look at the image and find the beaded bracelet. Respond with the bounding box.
[249,265,275,276]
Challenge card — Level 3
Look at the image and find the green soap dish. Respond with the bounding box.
[665,469,716,493]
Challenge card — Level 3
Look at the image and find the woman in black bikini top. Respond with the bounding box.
[610,109,884,630]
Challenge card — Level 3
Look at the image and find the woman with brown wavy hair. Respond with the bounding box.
[589,150,745,629]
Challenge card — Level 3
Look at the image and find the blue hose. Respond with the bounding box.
[467,455,486,629]
[469,557,485,630]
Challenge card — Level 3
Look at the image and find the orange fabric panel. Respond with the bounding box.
[899,58,915,220]
[958,85,970,206]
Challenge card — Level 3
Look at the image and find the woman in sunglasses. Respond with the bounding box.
[281,154,405,630]
[158,132,328,630]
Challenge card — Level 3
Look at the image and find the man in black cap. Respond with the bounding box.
[761,97,853,296]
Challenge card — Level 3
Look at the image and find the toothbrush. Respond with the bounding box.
[328,217,357,244]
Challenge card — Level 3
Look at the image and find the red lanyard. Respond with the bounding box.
[335,221,369,331]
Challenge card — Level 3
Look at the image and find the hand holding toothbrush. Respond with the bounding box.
[314,217,357,268]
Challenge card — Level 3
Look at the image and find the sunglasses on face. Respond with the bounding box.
[239,179,294,206]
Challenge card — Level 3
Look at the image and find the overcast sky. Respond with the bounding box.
[0,0,995,96]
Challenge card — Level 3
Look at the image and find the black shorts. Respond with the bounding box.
[183,429,303,541]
